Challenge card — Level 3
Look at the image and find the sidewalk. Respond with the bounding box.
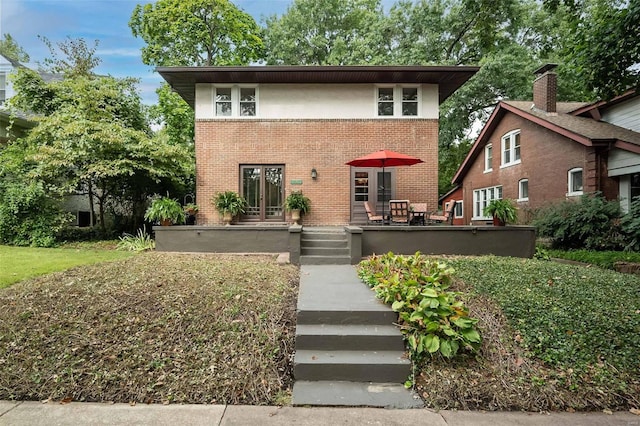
[1,401,638,426]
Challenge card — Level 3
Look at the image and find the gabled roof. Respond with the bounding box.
[571,89,638,118]
[157,65,479,108]
[452,99,640,184]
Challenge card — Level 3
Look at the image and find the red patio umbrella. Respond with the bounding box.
[346,149,424,221]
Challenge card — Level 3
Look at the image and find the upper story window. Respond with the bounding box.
[501,130,521,167]
[214,86,257,117]
[484,144,493,172]
[518,178,529,202]
[0,72,6,106]
[568,167,583,196]
[377,86,419,117]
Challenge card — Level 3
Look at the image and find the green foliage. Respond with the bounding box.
[533,246,551,260]
[183,203,199,214]
[38,36,101,78]
[358,252,481,361]
[0,33,30,63]
[284,191,311,214]
[129,0,264,66]
[149,83,195,147]
[533,193,624,250]
[620,195,640,251]
[116,228,155,252]
[0,180,69,247]
[448,256,640,381]
[212,191,247,216]
[264,0,386,65]
[144,197,185,225]
[484,199,518,224]
[546,249,640,270]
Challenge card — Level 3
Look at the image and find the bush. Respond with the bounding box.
[116,228,155,252]
[547,249,640,269]
[358,252,481,362]
[620,195,640,251]
[533,193,624,250]
[0,180,69,247]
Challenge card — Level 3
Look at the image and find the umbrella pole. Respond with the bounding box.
[381,165,386,223]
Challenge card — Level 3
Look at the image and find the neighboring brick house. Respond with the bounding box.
[158,66,478,225]
[438,185,464,225]
[451,64,640,225]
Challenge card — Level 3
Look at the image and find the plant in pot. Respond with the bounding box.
[212,191,247,225]
[184,203,199,225]
[484,199,517,226]
[285,191,311,225]
[144,197,186,226]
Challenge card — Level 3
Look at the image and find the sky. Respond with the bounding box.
[0,0,299,104]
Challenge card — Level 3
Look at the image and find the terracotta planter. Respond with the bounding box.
[222,212,233,225]
[291,209,301,225]
[492,215,506,226]
[160,219,173,226]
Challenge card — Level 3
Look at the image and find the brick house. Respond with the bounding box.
[438,185,464,225]
[451,64,640,225]
[157,66,478,225]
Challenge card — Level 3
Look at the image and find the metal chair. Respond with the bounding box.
[389,200,411,225]
[364,201,384,224]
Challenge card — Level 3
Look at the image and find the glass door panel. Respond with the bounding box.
[354,172,369,202]
[264,167,283,219]
[242,167,261,219]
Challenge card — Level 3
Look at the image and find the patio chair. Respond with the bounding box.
[364,201,384,224]
[389,200,411,225]
[428,202,456,225]
[410,203,427,225]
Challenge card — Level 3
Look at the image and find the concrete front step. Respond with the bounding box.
[300,239,348,248]
[294,350,410,382]
[299,255,351,265]
[301,232,346,241]
[297,308,398,325]
[292,381,423,408]
[296,324,405,351]
[301,247,349,256]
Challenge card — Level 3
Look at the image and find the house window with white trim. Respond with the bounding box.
[377,86,420,117]
[484,144,493,172]
[454,201,463,218]
[214,86,257,117]
[568,168,583,196]
[501,130,521,167]
[0,72,7,106]
[473,185,503,219]
[518,179,529,202]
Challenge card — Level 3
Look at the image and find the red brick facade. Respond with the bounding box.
[440,187,464,225]
[196,118,439,225]
[461,111,619,224]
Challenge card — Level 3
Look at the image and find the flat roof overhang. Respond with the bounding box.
[156,65,480,108]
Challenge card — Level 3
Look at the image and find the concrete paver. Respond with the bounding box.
[439,410,640,426]
[0,402,19,418]
[220,406,446,426]
[0,401,224,426]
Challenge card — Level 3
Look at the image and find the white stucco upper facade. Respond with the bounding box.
[194,83,439,120]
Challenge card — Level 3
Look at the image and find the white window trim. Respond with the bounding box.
[500,129,521,168]
[472,185,503,220]
[375,85,421,118]
[518,178,529,202]
[484,143,493,173]
[454,200,463,218]
[213,85,259,118]
[567,167,584,196]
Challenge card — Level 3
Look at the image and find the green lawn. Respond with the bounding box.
[0,244,135,288]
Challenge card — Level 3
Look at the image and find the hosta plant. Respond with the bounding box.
[358,252,481,361]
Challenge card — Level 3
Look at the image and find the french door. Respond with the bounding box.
[350,167,394,223]
[241,165,285,222]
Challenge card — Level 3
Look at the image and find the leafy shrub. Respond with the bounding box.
[116,228,155,252]
[533,193,624,250]
[534,246,551,260]
[358,252,481,361]
[547,249,640,269]
[0,180,69,247]
[620,195,640,251]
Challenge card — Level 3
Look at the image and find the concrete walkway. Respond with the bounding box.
[1,401,638,425]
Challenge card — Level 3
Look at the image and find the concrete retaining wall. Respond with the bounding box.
[154,225,292,253]
[361,226,535,258]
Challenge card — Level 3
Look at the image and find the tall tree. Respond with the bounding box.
[263,0,387,65]
[561,0,640,99]
[0,34,30,63]
[129,0,264,66]
[38,36,101,78]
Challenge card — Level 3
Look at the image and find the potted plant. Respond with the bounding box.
[484,199,517,226]
[184,203,199,225]
[285,191,311,225]
[144,197,186,226]
[212,191,247,225]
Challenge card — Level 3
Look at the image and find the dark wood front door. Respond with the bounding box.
[241,165,285,222]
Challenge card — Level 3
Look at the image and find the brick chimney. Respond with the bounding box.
[533,63,558,113]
